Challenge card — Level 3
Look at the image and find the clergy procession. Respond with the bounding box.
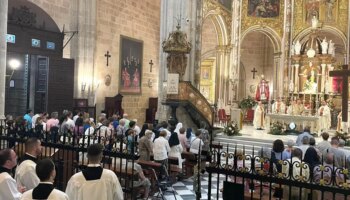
[3,0,350,199]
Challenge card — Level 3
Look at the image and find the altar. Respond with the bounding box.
[265,113,320,134]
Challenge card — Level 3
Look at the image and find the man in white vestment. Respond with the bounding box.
[318,100,331,132]
[66,143,123,200]
[287,99,304,115]
[21,159,68,200]
[0,149,23,200]
[272,97,286,114]
[253,101,265,130]
[16,138,42,190]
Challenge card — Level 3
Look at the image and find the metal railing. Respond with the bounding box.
[0,121,140,199]
[206,143,350,200]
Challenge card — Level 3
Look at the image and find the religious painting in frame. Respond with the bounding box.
[247,0,280,18]
[119,35,143,94]
[201,67,211,80]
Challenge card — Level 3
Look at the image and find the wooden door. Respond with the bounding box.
[47,58,74,115]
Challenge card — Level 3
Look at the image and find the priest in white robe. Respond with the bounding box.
[66,143,123,200]
[0,149,23,200]
[253,101,265,130]
[318,100,331,132]
[21,159,68,200]
[287,99,304,115]
[16,138,42,190]
[272,97,286,114]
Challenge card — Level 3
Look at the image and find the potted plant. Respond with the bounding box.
[239,96,257,122]
[223,121,241,136]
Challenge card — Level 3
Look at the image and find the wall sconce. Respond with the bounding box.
[81,82,87,92]
[6,59,21,80]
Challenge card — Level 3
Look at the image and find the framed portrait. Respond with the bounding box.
[74,99,88,108]
[247,0,280,18]
[201,67,211,80]
[119,35,143,94]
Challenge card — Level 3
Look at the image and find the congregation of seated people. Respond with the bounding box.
[0,109,211,200]
[235,127,348,200]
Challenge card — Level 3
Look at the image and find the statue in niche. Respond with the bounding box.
[255,75,270,102]
[328,40,335,56]
[325,0,336,21]
[305,1,319,23]
[303,70,317,93]
[321,37,328,54]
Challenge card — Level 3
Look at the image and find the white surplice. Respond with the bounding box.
[15,160,40,190]
[272,102,286,114]
[66,168,123,200]
[318,105,331,131]
[0,171,22,200]
[253,105,265,129]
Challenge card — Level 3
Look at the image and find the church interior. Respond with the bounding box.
[1,0,350,199]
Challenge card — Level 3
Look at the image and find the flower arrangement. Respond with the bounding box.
[268,121,285,135]
[223,121,241,136]
[239,96,257,110]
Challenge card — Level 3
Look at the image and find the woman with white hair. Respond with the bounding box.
[138,130,153,161]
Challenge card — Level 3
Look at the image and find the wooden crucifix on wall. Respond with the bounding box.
[149,59,154,72]
[104,51,111,66]
[329,65,350,122]
[251,68,257,79]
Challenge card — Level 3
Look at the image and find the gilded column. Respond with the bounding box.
[0,0,8,119]
[327,64,333,93]
[321,63,326,93]
[294,64,299,92]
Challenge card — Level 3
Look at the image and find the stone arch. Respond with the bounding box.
[203,12,229,47]
[241,26,282,53]
[239,26,282,99]
[8,0,60,33]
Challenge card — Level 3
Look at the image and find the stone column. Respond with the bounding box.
[231,0,241,102]
[0,0,8,120]
[71,0,96,101]
[215,46,225,104]
[273,53,282,99]
[157,0,200,121]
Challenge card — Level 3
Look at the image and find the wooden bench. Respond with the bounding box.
[181,151,197,178]
[136,160,162,195]
[168,156,181,181]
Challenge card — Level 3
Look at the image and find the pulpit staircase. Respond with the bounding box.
[163,81,214,128]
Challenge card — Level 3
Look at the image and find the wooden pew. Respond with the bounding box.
[181,151,197,178]
[137,160,162,195]
[168,156,181,182]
